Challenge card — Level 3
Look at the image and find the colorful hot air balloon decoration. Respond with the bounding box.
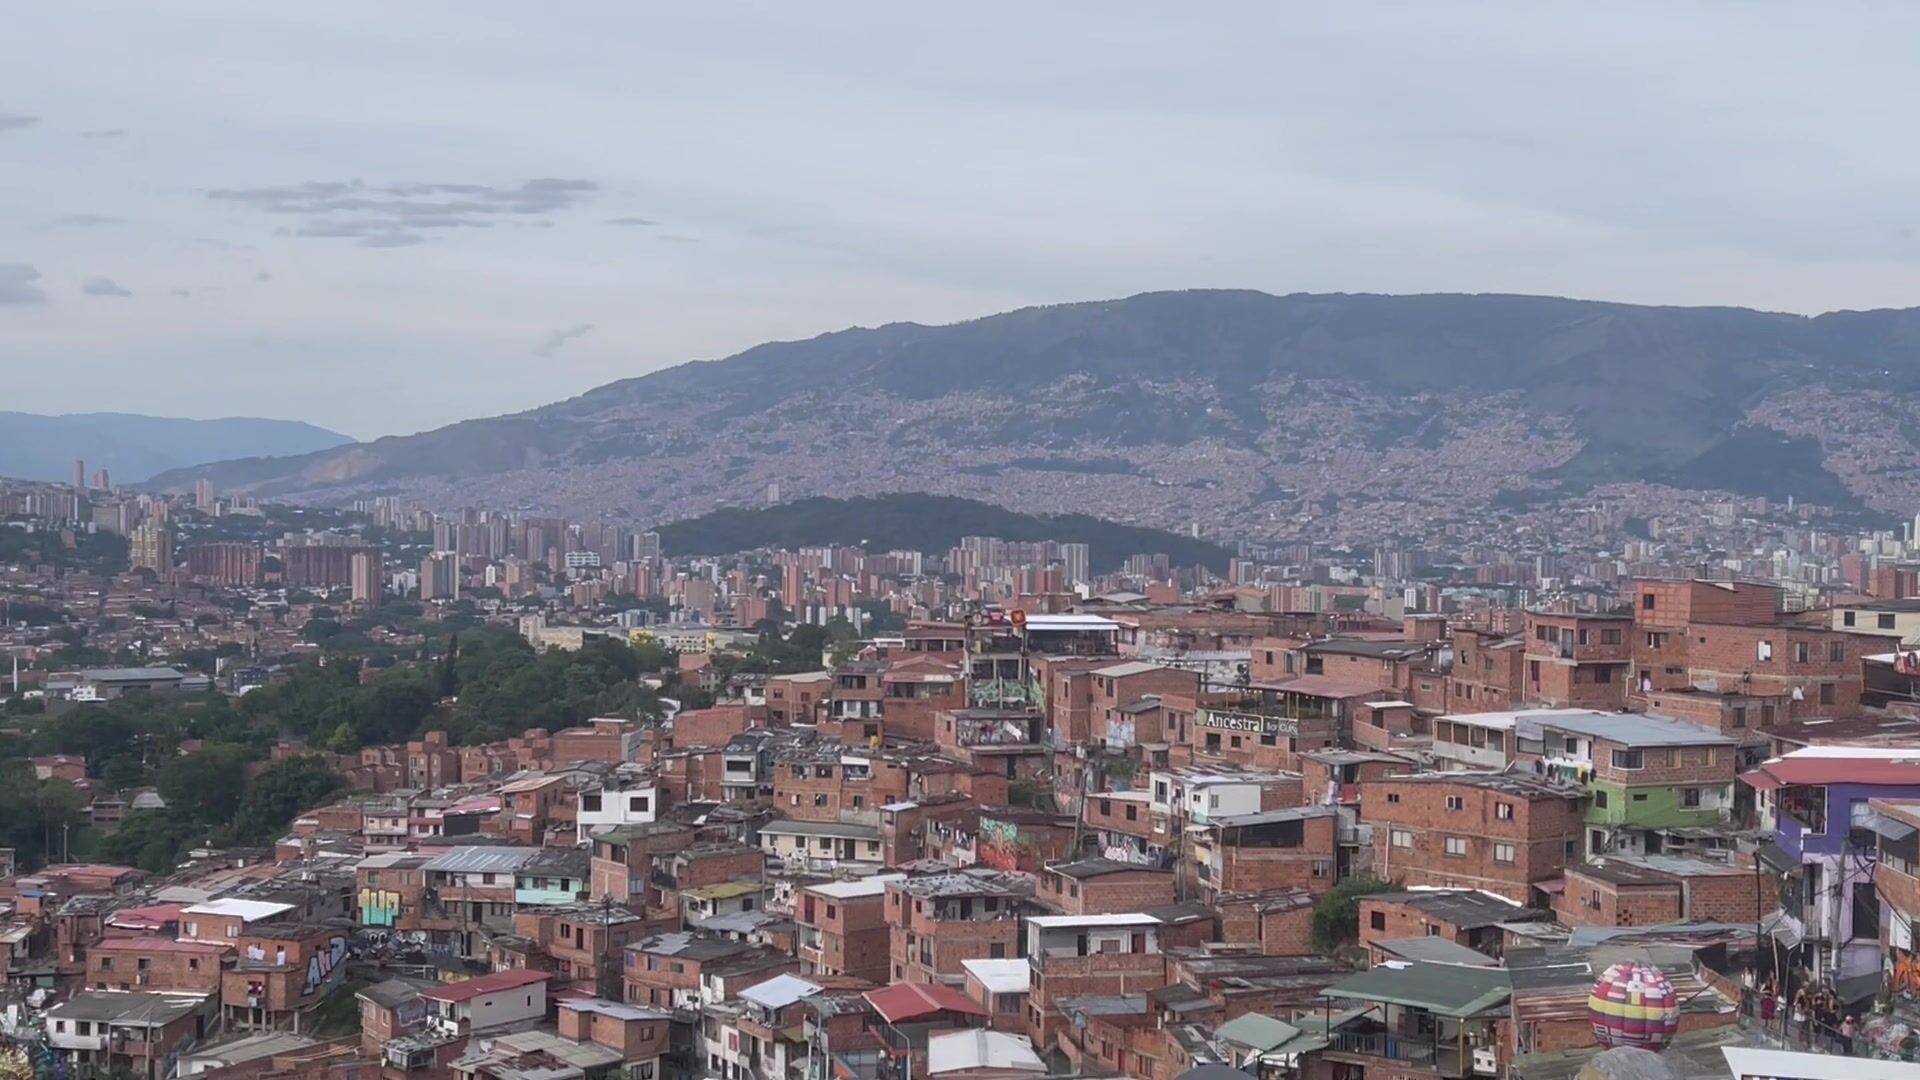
[1587,961,1682,1051]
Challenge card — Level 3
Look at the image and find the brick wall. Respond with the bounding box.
[1214,815,1339,895]
[1557,874,1680,928]
[1364,780,1584,903]
[1357,898,1472,951]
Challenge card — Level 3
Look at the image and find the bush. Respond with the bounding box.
[1310,877,1397,952]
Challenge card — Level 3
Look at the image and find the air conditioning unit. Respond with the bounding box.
[1473,1047,1498,1074]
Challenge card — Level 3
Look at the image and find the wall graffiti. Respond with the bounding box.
[304,936,349,996]
[359,888,403,928]
[978,817,1037,872]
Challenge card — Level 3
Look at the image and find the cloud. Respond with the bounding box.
[170,288,192,298]
[207,178,598,246]
[0,113,37,133]
[82,276,132,297]
[534,322,595,357]
[78,128,125,139]
[605,216,658,227]
[255,271,273,282]
[55,213,123,227]
[0,264,46,306]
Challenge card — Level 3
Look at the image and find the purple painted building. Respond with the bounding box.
[1742,746,1920,982]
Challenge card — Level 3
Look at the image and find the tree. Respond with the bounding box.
[157,743,254,825]
[1310,877,1397,953]
[0,766,86,868]
[99,755,147,792]
[233,757,344,843]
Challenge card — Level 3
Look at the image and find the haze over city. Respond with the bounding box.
[6,3,1920,437]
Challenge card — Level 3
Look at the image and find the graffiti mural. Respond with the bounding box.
[978,817,1038,872]
[359,888,403,928]
[304,936,350,996]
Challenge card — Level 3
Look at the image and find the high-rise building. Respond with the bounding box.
[71,460,85,493]
[129,523,173,575]
[92,469,110,492]
[194,478,217,512]
[420,552,460,601]
[185,542,263,586]
[1060,543,1090,588]
[636,531,662,561]
[282,544,377,588]
[351,551,384,606]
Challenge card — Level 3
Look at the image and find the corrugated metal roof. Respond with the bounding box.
[421,846,542,874]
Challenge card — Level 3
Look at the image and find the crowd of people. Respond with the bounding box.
[1742,966,1859,1054]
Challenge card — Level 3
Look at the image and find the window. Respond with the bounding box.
[814,794,829,807]
[1611,749,1643,770]
[1312,860,1330,878]
[1370,911,1386,931]
[1832,639,1851,661]
[1732,706,1747,729]
[581,794,602,812]
[1391,829,1414,848]
[1881,614,1898,631]
[1601,628,1622,645]
[99,957,112,970]
[1494,843,1516,863]
[1445,795,1464,811]
[481,872,496,885]
[1386,792,1400,804]
[826,904,837,918]
[1853,882,1881,941]
[851,795,864,810]
[1758,640,1773,662]
[1642,593,1655,610]
[1593,790,1609,808]
[1682,788,1702,808]
[1595,666,1614,684]
[1794,642,1811,664]
[1496,802,1514,820]
[1443,836,1469,857]
[1645,632,1666,649]
[629,795,650,813]
[1844,611,1857,627]
[1209,794,1221,810]
[1820,683,1836,706]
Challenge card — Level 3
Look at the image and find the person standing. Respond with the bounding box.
[1791,990,1810,1046]
[1841,1015,1858,1056]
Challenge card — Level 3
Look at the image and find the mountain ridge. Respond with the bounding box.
[657,494,1230,572]
[141,289,1920,539]
[1,412,353,486]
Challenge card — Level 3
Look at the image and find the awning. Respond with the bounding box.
[1756,841,1798,875]
[1533,879,1567,895]
[1858,811,1918,842]
[1740,768,1784,792]
[1760,909,1805,950]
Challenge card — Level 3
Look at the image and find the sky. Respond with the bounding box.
[4,3,1919,440]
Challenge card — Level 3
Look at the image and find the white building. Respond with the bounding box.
[577,775,661,843]
[420,969,549,1036]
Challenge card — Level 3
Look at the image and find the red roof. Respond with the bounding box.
[107,904,186,929]
[420,969,550,1003]
[864,982,987,1023]
[1742,755,1920,790]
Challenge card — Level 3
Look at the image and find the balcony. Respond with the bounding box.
[1329,1031,1478,1077]
[969,677,1044,710]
